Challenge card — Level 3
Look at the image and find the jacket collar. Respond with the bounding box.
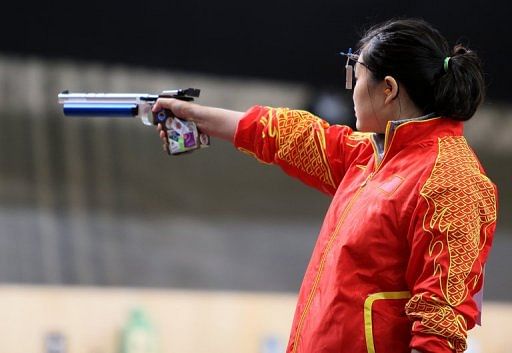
[370,115,464,168]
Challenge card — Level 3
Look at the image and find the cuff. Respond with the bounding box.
[233,105,268,150]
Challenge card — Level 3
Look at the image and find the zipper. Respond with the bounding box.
[369,121,393,172]
[291,171,372,353]
[291,119,397,352]
[291,116,443,352]
[369,120,402,175]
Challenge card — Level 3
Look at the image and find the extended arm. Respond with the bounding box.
[153,100,373,195]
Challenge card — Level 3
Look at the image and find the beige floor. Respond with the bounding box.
[0,285,508,353]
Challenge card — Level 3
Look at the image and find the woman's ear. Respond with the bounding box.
[383,76,399,104]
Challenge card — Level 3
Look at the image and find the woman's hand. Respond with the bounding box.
[152,98,245,148]
[156,123,170,153]
[152,98,197,123]
[152,98,198,152]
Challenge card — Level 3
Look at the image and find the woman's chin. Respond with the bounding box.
[356,120,368,132]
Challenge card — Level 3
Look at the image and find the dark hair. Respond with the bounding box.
[357,18,485,121]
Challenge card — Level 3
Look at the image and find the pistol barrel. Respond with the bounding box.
[63,103,139,117]
[58,92,155,104]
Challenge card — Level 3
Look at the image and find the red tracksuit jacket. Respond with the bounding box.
[233,106,498,353]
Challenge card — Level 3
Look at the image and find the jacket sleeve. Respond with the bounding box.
[404,140,498,353]
[233,105,372,196]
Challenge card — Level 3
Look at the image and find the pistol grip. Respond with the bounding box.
[153,108,207,155]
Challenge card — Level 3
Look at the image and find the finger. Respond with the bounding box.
[152,100,162,113]
[152,98,177,113]
[157,123,162,132]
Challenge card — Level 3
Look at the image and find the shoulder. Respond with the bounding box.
[419,135,496,222]
[422,136,493,191]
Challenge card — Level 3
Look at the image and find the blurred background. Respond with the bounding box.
[0,1,510,352]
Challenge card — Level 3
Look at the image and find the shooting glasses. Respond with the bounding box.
[339,48,372,90]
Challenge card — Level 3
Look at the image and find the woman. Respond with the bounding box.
[152,19,497,353]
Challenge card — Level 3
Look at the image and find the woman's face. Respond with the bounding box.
[352,54,387,133]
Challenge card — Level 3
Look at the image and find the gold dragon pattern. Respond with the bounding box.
[408,136,496,353]
[260,108,336,189]
[406,293,467,352]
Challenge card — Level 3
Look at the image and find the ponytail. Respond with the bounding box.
[433,45,486,121]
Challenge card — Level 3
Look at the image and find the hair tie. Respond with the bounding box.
[443,57,451,73]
